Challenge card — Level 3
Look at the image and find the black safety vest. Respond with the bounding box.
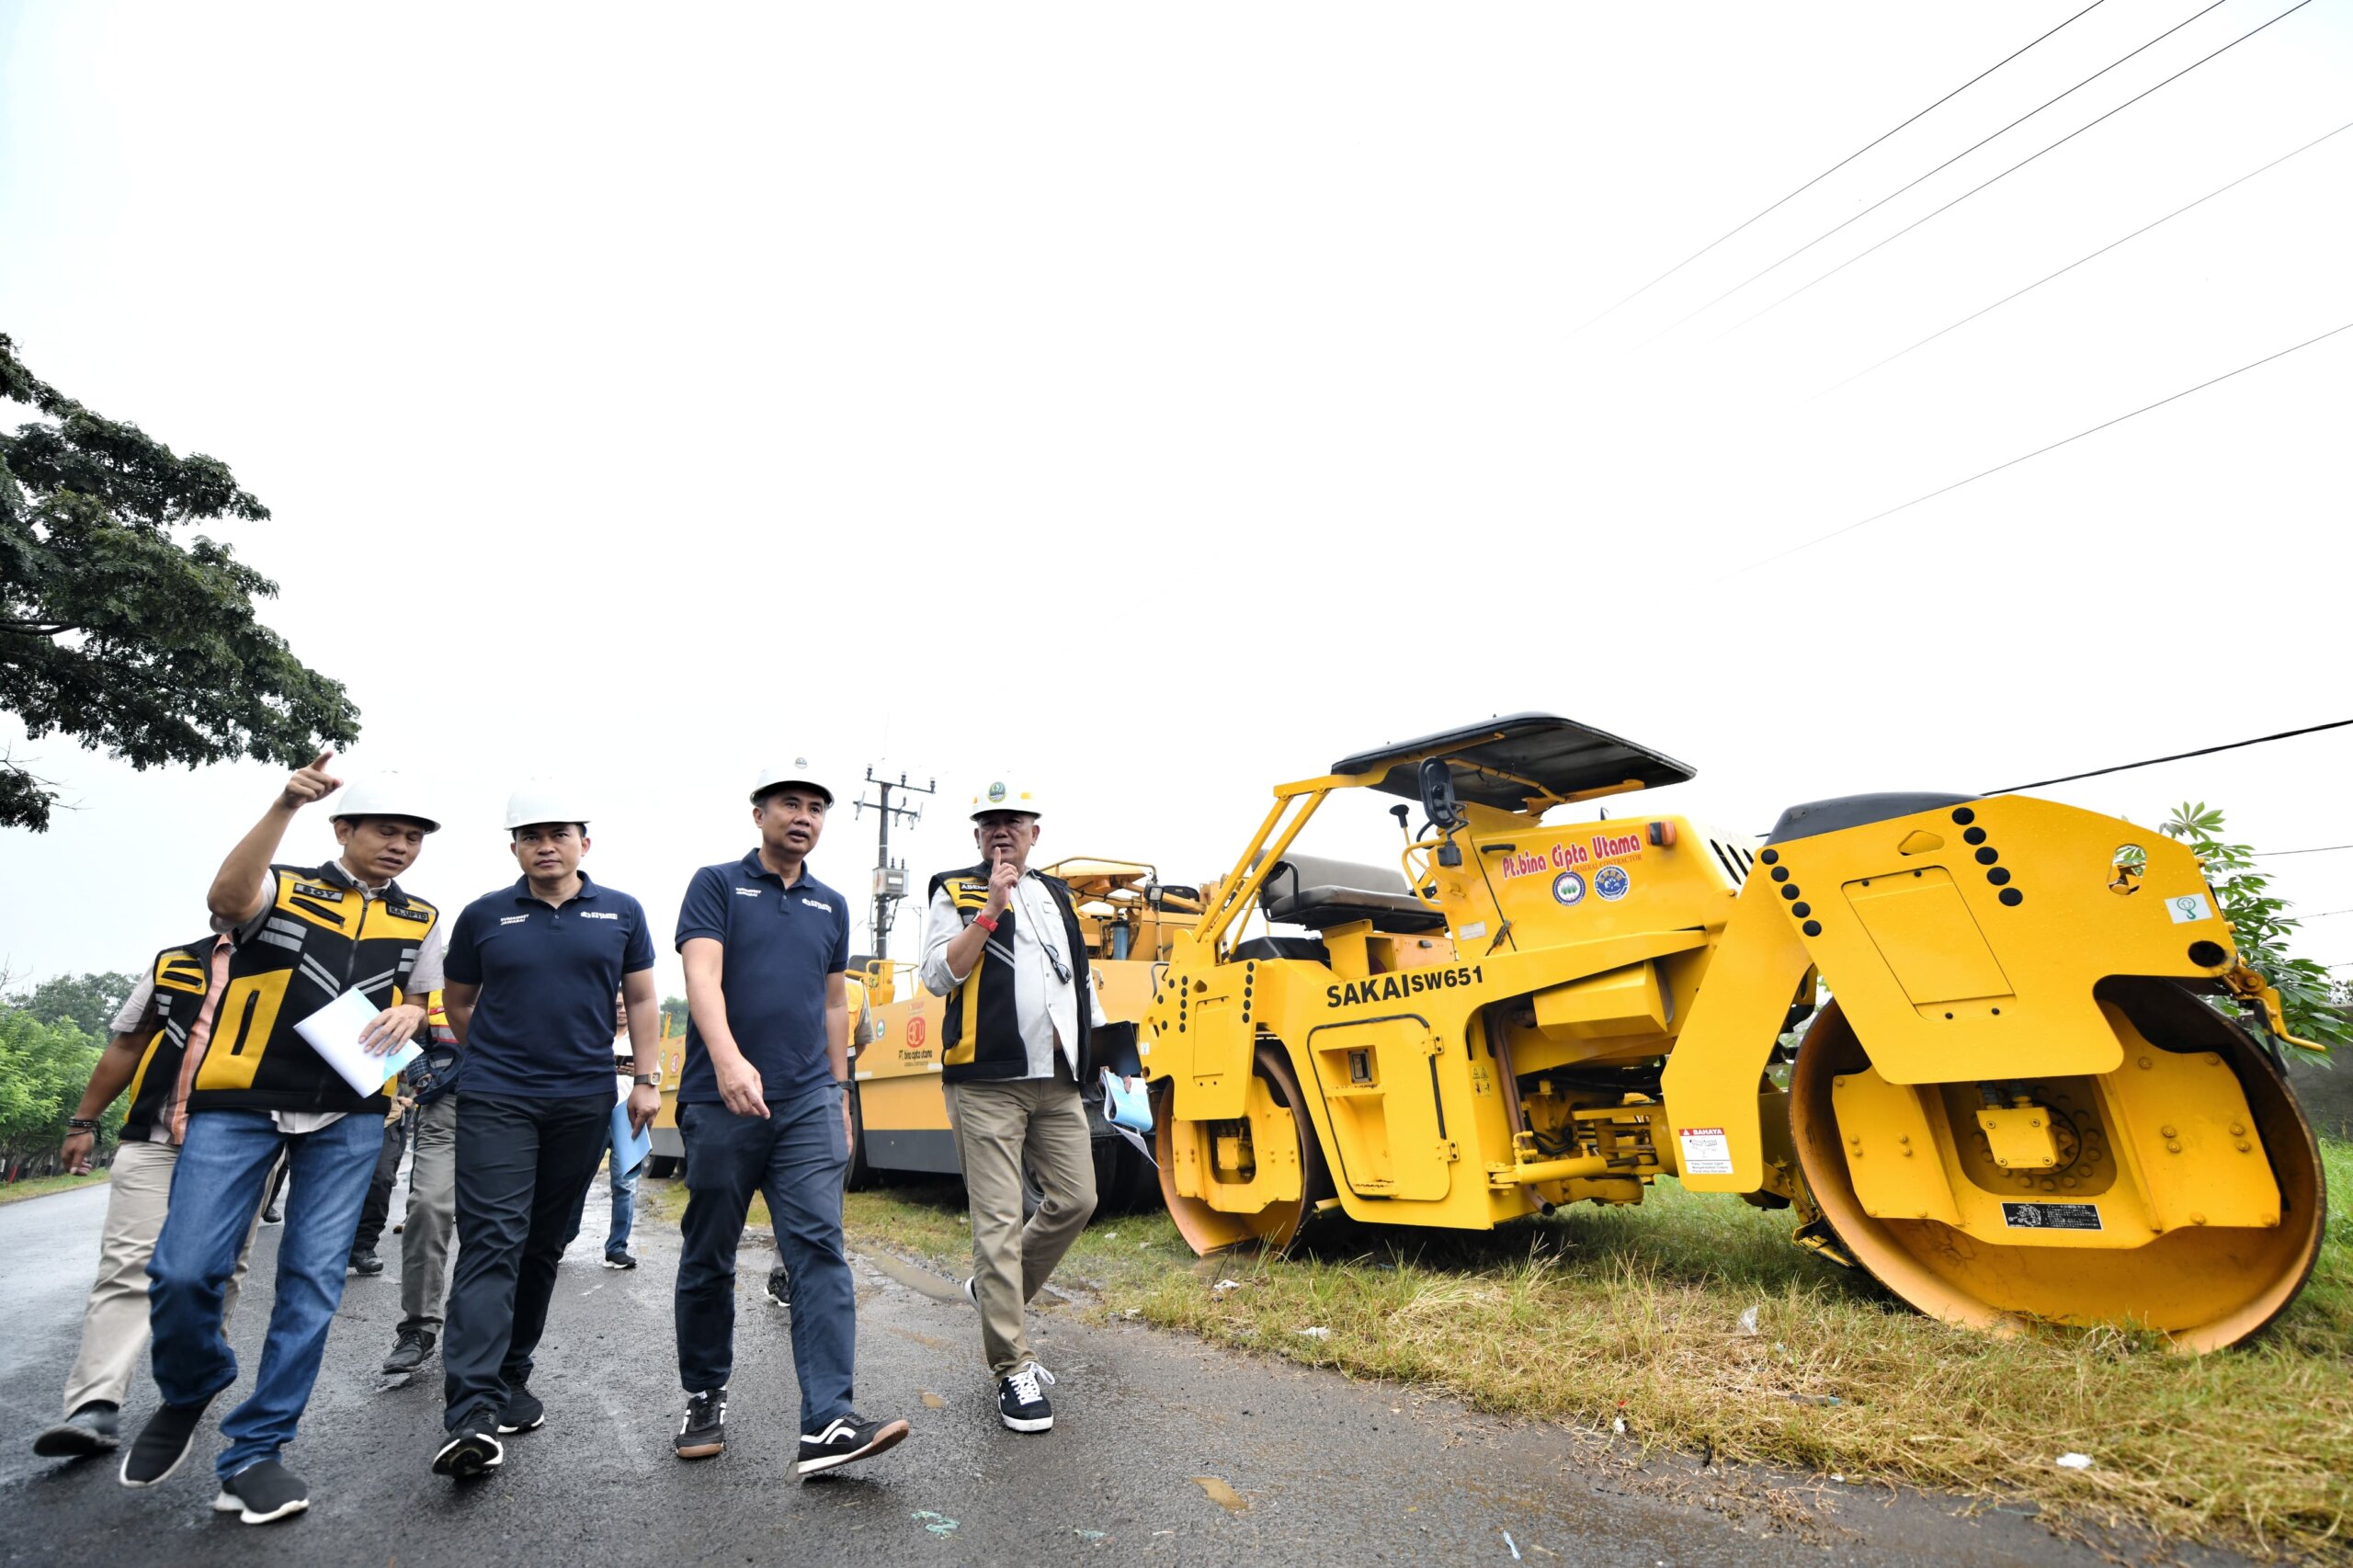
[183,861,440,1116]
[928,865,1093,1084]
[118,937,220,1143]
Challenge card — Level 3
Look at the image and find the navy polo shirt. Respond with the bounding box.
[674,850,850,1105]
[442,873,655,1099]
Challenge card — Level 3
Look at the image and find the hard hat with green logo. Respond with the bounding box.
[970,779,1043,820]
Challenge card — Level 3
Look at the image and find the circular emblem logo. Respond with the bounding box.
[987,781,1006,803]
[1595,865,1631,902]
[1552,870,1586,905]
[905,1017,927,1047]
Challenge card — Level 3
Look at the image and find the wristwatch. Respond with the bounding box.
[67,1117,102,1132]
[632,1074,658,1086]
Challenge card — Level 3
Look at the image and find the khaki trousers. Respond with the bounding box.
[61,1139,261,1415]
[944,1074,1097,1376]
[398,1095,460,1335]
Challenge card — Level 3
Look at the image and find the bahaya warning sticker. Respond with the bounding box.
[1677,1126,1734,1176]
[2165,892,2214,924]
[2002,1201,2102,1231]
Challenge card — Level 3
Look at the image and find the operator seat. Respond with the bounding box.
[1256,852,1448,936]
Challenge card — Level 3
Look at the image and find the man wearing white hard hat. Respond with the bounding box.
[919,779,1105,1434]
[667,760,910,1477]
[428,786,659,1481]
[126,754,444,1525]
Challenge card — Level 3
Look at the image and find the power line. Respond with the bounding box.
[2254,845,2353,858]
[1814,119,2353,398]
[1983,719,2353,794]
[1574,0,2111,333]
[1648,0,2233,341]
[1724,318,2353,576]
[1717,0,2314,340]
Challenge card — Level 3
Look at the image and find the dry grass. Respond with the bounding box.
[839,1138,2353,1562]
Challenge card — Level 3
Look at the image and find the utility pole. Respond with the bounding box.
[853,766,936,961]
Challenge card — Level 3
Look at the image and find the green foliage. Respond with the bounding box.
[0,1006,108,1172]
[7,970,138,1037]
[0,333,360,831]
[660,995,689,1035]
[2160,801,2349,1053]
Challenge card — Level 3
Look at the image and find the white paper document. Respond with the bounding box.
[294,988,422,1096]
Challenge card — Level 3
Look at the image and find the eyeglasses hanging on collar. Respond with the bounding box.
[1011,873,1074,984]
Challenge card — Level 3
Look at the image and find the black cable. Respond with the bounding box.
[1722,318,2352,576]
[1573,0,2111,333]
[1717,0,2314,340]
[2255,846,2353,858]
[1814,119,2353,398]
[1983,720,2353,795]
[1650,0,2234,340]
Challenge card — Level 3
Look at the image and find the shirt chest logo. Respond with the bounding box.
[499,914,531,926]
[733,887,763,899]
[799,897,833,913]
[580,910,620,921]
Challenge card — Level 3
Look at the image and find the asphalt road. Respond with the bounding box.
[0,1171,2203,1567]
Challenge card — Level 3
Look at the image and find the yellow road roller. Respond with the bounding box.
[1140,713,2328,1350]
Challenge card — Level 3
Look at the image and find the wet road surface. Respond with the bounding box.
[0,1171,2195,1566]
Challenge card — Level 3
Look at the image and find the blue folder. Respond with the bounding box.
[611,1098,653,1176]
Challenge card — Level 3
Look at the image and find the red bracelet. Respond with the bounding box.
[973,913,999,933]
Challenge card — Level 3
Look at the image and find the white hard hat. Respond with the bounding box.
[971,779,1043,820]
[330,774,441,834]
[751,757,835,805]
[502,782,589,833]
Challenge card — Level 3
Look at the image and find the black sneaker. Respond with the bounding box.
[33,1401,119,1457]
[674,1389,726,1460]
[497,1385,545,1435]
[602,1250,637,1270]
[381,1328,437,1375]
[765,1265,792,1309]
[796,1412,910,1476]
[260,1203,283,1225]
[997,1361,1055,1433]
[347,1251,384,1277]
[212,1458,308,1524]
[430,1426,503,1479]
[119,1398,210,1487]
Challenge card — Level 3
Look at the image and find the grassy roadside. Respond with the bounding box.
[0,1170,109,1206]
[835,1139,2353,1562]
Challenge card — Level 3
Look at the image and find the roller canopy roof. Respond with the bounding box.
[1330,712,1696,811]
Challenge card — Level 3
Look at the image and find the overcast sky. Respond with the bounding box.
[4,1,2349,1002]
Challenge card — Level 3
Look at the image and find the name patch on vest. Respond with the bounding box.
[292,882,346,902]
[384,904,433,923]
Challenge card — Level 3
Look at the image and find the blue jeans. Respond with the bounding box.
[675,1085,852,1429]
[606,1133,640,1257]
[148,1108,381,1479]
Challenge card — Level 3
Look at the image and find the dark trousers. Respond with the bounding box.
[441,1092,609,1431]
[675,1085,853,1430]
[350,1113,408,1254]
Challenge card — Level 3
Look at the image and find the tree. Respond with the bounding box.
[2159,802,2348,1054]
[660,995,689,1036]
[0,1006,108,1176]
[0,334,359,831]
[7,970,140,1037]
